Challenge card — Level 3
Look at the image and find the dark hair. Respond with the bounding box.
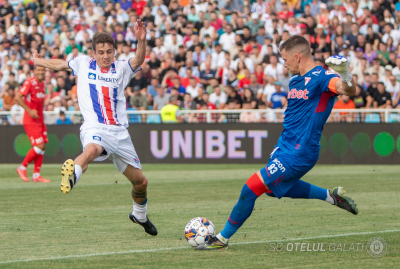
[279,35,311,56]
[92,32,115,52]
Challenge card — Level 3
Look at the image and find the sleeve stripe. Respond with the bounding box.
[68,61,75,76]
[127,58,143,74]
[328,77,340,94]
[127,58,135,73]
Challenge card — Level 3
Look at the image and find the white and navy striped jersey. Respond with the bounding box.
[68,56,141,128]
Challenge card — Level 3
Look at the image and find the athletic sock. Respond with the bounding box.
[216,233,229,244]
[133,198,147,222]
[18,165,27,170]
[21,147,41,167]
[220,173,266,239]
[33,148,45,175]
[280,180,334,204]
[74,165,83,184]
[325,190,335,205]
[33,173,40,179]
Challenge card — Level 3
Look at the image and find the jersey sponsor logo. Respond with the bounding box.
[305,77,311,86]
[98,76,118,83]
[134,157,140,164]
[88,73,97,80]
[288,88,309,100]
[93,136,101,141]
[325,70,336,75]
[312,70,322,76]
[267,158,286,175]
[36,92,46,98]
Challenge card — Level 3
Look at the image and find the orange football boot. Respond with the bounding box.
[16,167,29,182]
[33,176,51,183]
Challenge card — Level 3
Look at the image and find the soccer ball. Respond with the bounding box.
[184,217,216,247]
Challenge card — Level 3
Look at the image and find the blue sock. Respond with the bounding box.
[308,184,328,200]
[220,184,258,239]
[266,180,327,200]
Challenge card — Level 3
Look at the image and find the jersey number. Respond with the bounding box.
[268,164,278,174]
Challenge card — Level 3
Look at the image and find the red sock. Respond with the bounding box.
[22,148,39,167]
[34,153,44,174]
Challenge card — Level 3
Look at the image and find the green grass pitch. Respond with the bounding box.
[0,164,399,268]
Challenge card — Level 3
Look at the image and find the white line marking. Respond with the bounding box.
[1,229,399,264]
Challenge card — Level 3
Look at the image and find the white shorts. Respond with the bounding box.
[80,123,142,173]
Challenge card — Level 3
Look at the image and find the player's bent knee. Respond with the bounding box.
[246,172,268,197]
[83,144,102,161]
[131,175,147,189]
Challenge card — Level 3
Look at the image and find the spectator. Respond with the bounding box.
[160,95,182,123]
[385,75,399,96]
[264,54,283,80]
[10,101,23,125]
[127,70,148,99]
[130,86,148,110]
[1,86,15,111]
[56,111,72,125]
[186,77,202,98]
[269,82,287,109]
[209,86,227,109]
[333,95,356,123]
[240,102,260,123]
[372,82,392,109]
[225,86,242,109]
[351,84,373,109]
[154,86,170,110]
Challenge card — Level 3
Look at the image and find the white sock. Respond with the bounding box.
[133,200,147,222]
[74,165,83,183]
[325,190,335,205]
[33,173,40,179]
[217,233,229,244]
[19,165,27,170]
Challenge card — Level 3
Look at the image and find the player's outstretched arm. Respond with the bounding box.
[129,20,146,71]
[325,56,356,96]
[32,50,70,71]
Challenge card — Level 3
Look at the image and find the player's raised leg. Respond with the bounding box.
[196,172,266,250]
[124,165,157,236]
[61,143,102,194]
[265,180,358,215]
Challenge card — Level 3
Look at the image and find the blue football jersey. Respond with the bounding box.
[276,66,340,163]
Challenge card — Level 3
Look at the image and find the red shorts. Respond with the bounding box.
[24,123,48,146]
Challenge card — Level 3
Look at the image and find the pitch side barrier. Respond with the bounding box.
[1,123,400,164]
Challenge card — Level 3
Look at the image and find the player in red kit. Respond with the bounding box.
[15,65,51,183]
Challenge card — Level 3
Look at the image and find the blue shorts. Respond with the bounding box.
[259,147,317,199]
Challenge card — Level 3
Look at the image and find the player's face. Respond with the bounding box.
[93,43,115,69]
[34,66,46,81]
[280,49,300,75]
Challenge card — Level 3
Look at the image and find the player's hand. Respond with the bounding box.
[134,19,146,41]
[325,55,349,73]
[28,109,39,119]
[32,50,40,64]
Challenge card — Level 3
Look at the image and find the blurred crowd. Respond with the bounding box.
[0,0,400,125]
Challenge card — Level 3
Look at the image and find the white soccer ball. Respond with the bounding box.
[184,217,216,247]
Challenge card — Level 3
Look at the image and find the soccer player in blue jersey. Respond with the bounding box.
[196,35,358,250]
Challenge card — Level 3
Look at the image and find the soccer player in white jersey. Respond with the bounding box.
[32,20,157,236]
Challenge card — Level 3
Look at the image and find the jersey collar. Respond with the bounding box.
[89,59,116,74]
